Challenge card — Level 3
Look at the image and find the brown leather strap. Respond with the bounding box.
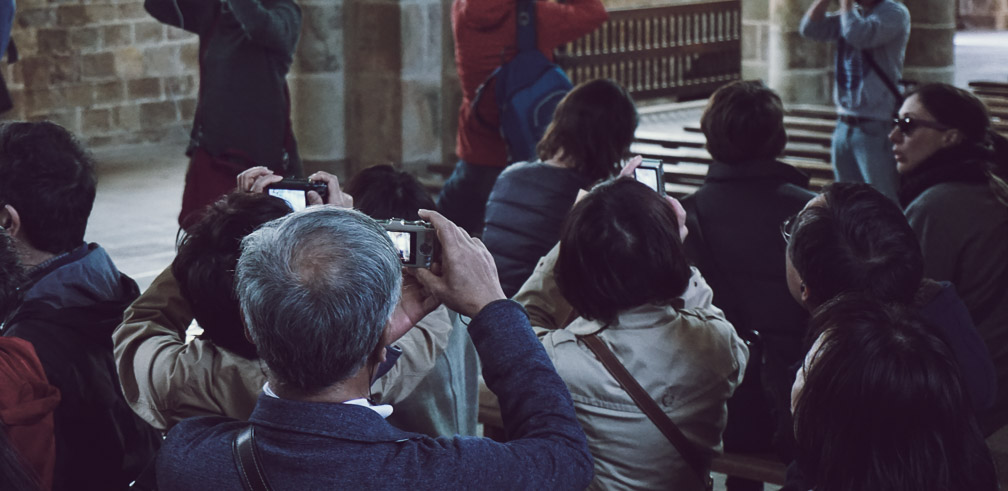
[580,332,713,490]
[233,425,273,491]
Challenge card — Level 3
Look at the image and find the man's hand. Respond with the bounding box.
[385,271,439,345]
[413,209,506,318]
[306,171,353,208]
[237,166,283,193]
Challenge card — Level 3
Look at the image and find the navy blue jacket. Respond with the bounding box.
[157,300,593,490]
[483,161,591,297]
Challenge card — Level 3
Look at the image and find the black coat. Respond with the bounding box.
[681,159,815,458]
[3,244,162,491]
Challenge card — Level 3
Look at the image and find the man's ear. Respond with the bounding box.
[2,204,21,238]
[800,282,812,306]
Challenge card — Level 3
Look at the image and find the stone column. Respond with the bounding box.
[399,0,450,174]
[903,0,955,85]
[288,0,349,176]
[766,0,832,104]
[742,0,771,81]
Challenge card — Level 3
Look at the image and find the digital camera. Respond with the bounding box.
[379,219,440,269]
[266,178,329,212]
[633,158,666,196]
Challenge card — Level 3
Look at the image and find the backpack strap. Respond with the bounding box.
[515,0,536,52]
[578,332,714,491]
[233,425,273,491]
[861,50,903,105]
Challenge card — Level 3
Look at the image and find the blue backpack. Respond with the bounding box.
[472,0,572,164]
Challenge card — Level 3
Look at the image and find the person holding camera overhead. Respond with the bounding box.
[514,178,748,490]
[144,0,303,229]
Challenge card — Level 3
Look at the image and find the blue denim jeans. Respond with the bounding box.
[436,160,504,236]
[831,119,899,201]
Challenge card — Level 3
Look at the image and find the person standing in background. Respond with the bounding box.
[799,0,909,201]
[144,0,302,229]
[441,0,607,235]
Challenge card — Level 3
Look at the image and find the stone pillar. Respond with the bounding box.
[767,0,832,104]
[742,0,771,81]
[903,0,956,85]
[399,0,449,175]
[289,0,349,176]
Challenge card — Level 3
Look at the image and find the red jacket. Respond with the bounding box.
[0,337,60,490]
[452,0,607,168]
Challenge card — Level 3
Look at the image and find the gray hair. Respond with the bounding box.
[234,206,402,393]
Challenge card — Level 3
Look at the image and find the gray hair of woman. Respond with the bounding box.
[234,206,403,395]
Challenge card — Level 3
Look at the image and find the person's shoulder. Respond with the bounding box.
[877,0,910,18]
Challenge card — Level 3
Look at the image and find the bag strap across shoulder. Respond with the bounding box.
[515,0,537,52]
[861,49,903,104]
[579,332,714,491]
[233,425,273,491]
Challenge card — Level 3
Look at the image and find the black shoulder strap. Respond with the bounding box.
[516,0,536,52]
[579,333,714,491]
[861,50,902,102]
[233,425,273,491]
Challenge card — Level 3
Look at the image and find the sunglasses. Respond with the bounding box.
[892,117,950,136]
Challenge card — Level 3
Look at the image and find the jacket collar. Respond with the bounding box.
[704,159,810,188]
[563,302,688,337]
[249,393,420,443]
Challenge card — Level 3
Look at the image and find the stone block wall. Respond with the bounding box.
[959,0,1008,29]
[2,0,198,150]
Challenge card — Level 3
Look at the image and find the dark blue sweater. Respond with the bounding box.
[156,300,593,490]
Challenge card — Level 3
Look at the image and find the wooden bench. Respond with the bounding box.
[478,380,789,485]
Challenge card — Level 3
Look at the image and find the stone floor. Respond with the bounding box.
[79,30,1008,490]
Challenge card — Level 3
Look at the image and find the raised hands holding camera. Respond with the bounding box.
[412,209,506,319]
[236,166,353,209]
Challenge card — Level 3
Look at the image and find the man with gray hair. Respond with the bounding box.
[155,206,593,489]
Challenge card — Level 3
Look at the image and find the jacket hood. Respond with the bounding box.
[8,244,139,343]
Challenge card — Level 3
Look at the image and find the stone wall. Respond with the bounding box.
[2,0,198,149]
[959,0,1008,29]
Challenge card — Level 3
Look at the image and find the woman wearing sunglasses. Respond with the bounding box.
[889,82,1008,435]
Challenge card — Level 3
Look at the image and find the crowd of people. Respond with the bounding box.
[0,0,1007,489]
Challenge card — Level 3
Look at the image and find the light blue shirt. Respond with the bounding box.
[799,0,911,121]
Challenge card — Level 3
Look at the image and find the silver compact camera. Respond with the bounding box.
[378,219,439,268]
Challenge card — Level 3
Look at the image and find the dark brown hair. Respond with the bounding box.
[556,178,691,324]
[701,80,787,164]
[536,79,638,183]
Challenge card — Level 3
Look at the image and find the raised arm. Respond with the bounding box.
[799,0,841,41]
[537,0,608,50]
[838,1,909,49]
[225,0,301,55]
[513,243,574,333]
[112,267,264,431]
[370,306,454,403]
[145,0,217,34]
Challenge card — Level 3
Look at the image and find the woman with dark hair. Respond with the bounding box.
[792,295,997,491]
[514,177,748,490]
[483,78,638,297]
[889,83,1008,433]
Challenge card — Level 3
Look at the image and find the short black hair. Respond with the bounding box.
[0,122,96,254]
[536,79,638,183]
[344,165,435,221]
[172,192,292,359]
[701,80,787,164]
[0,230,26,320]
[795,295,997,491]
[556,178,691,324]
[787,182,923,306]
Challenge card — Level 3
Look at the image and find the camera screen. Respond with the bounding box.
[387,231,415,264]
[267,188,308,212]
[634,167,661,192]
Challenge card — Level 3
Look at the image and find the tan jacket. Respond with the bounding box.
[515,245,749,491]
[113,267,454,431]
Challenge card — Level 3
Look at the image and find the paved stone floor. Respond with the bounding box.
[79,31,1008,490]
